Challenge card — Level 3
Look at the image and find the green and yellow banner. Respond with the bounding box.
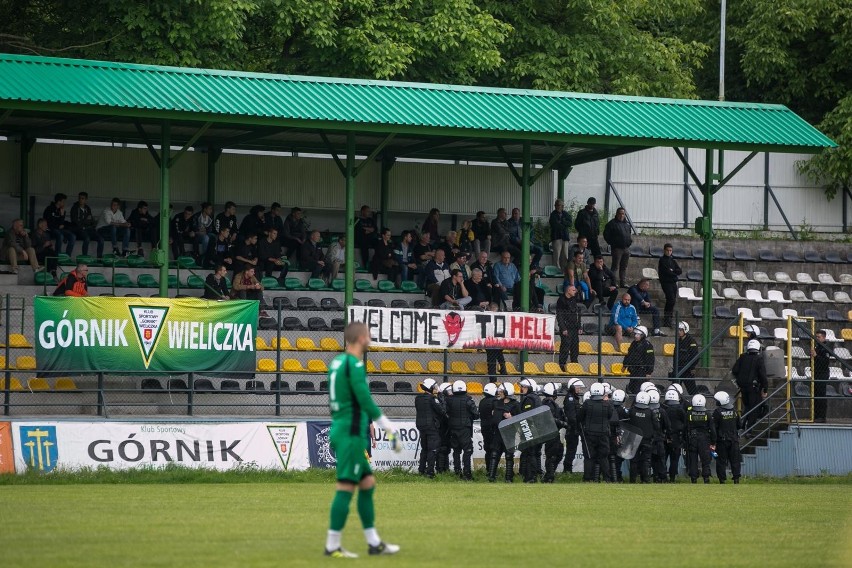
[34,297,258,373]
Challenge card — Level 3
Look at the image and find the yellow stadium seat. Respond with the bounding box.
[842,329,852,341]
[0,355,7,369]
[427,361,444,374]
[620,342,630,355]
[728,326,746,339]
[450,361,474,374]
[320,337,342,351]
[565,362,586,376]
[579,341,596,355]
[404,360,426,373]
[588,363,608,376]
[54,378,78,390]
[380,360,402,374]
[257,358,277,372]
[473,362,489,375]
[271,337,293,351]
[511,383,520,394]
[15,356,36,370]
[366,360,378,373]
[504,362,521,375]
[255,337,270,351]
[27,377,50,391]
[281,358,306,373]
[663,344,676,357]
[9,334,33,348]
[0,378,23,391]
[523,362,542,375]
[610,363,628,376]
[466,382,484,395]
[542,362,564,375]
[296,337,319,351]
[599,342,618,355]
[307,359,328,373]
[848,310,852,321]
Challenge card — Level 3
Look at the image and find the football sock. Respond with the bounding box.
[329,490,353,532]
[357,487,377,537]
[364,528,381,548]
[325,530,342,552]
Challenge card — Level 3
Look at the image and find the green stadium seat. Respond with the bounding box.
[399,280,420,293]
[177,256,198,268]
[57,253,73,266]
[332,279,345,291]
[86,273,110,287]
[261,277,281,290]
[137,274,158,288]
[355,279,374,292]
[543,265,561,277]
[113,273,134,288]
[308,278,330,291]
[127,255,146,267]
[167,275,179,288]
[377,280,398,293]
[35,271,57,286]
[284,277,305,290]
[75,255,96,266]
[187,275,205,289]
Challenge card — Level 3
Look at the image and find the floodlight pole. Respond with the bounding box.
[700,149,715,367]
[519,141,532,316]
[344,133,356,313]
[158,121,171,298]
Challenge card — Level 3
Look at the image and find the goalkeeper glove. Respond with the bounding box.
[376,415,402,454]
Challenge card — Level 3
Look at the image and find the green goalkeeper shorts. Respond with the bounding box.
[331,432,372,483]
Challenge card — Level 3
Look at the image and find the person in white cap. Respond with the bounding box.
[487,382,521,482]
[414,378,446,478]
[732,339,768,431]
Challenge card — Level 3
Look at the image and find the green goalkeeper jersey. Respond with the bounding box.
[328,352,382,440]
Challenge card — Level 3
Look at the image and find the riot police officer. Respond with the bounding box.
[488,382,521,482]
[447,380,479,479]
[541,382,566,483]
[479,383,498,474]
[732,340,768,432]
[663,387,687,482]
[578,383,615,482]
[628,391,656,483]
[414,378,447,478]
[561,378,585,473]
[610,389,629,482]
[648,389,671,482]
[686,394,716,483]
[712,391,742,484]
[518,378,542,483]
[436,382,453,473]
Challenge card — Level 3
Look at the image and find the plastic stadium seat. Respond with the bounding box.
[193,378,215,392]
[282,359,306,373]
[34,271,57,286]
[256,359,276,372]
[649,245,664,258]
[307,317,330,331]
[331,319,345,331]
[27,377,50,391]
[759,307,783,321]
[714,306,735,319]
[579,341,595,355]
[758,249,780,262]
[542,362,564,375]
[801,308,822,321]
[391,299,409,309]
[367,298,387,307]
[268,380,288,391]
[281,317,304,331]
[355,280,374,292]
[255,337,271,351]
[273,296,293,310]
[565,362,586,376]
[733,248,756,261]
[722,288,746,301]
[737,307,761,322]
[712,270,730,282]
[629,244,649,258]
[86,272,110,287]
[306,278,328,291]
[504,362,521,375]
[295,297,317,311]
[380,360,402,374]
[686,269,703,282]
[365,360,378,373]
[833,347,852,360]
[672,248,693,260]
[187,275,205,289]
[841,329,852,341]
[319,381,331,392]
[270,337,291,351]
[393,382,413,393]
[691,246,704,260]
[818,273,839,286]
[781,308,799,319]
[826,310,846,323]
[295,380,315,392]
[767,290,792,304]
[789,290,813,303]
[804,250,823,263]
[823,329,842,343]
[54,378,78,390]
[753,271,775,284]
[137,274,158,288]
[774,272,794,284]
[262,277,281,290]
[773,328,788,342]
[598,342,618,355]
[449,361,473,375]
[140,378,163,391]
[663,344,675,356]
[543,265,561,277]
[167,378,189,391]
[219,380,240,391]
[427,361,444,374]
[523,362,543,375]
[320,337,342,351]
[295,337,319,351]
[468,362,486,375]
[466,382,484,395]
[824,251,843,263]
[331,279,345,291]
[642,268,659,280]
[811,291,831,303]
[731,271,753,283]
[400,281,421,293]
[587,363,607,376]
[678,288,699,301]
[609,363,628,376]
[376,280,397,293]
[307,359,328,373]
[9,334,32,348]
[796,273,817,285]
[404,360,425,373]
[283,278,305,291]
[782,250,804,263]
[15,356,36,370]
[745,289,769,303]
[713,248,731,261]
[320,297,341,311]
[412,300,431,309]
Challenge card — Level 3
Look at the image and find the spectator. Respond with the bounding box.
[354,205,377,268]
[191,202,214,257]
[574,197,601,257]
[457,220,474,255]
[628,278,663,336]
[413,232,435,288]
[811,330,830,423]
[491,208,521,262]
[485,302,507,379]
[214,201,238,243]
[326,235,346,282]
[513,270,545,312]
[301,230,332,283]
[204,227,233,269]
[53,263,89,296]
[258,228,287,284]
[2,219,40,273]
[282,206,307,260]
[263,202,286,237]
[230,266,263,302]
[435,230,457,261]
[44,192,77,256]
[233,233,259,274]
[492,251,520,302]
[69,192,104,258]
[96,198,132,257]
[603,207,632,287]
[370,227,400,286]
[471,211,491,256]
[422,208,440,245]
[609,293,638,345]
[658,243,682,327]
[203,264,230,300]
[31,218,59,275]
[556,284,582,366]
[508,207,543,268]
[423,248,450,299]
[394,230,417,282]
[564,251,592,303]
[588,255,619,309]
[568,235,592,267]
[450,252,471,280]
[549,199,572,270]
[238,205,266,240]
[465,268,491,310]
[672,322,699,395]
[469,251,495,300]
[169,206,195,260]
[436,268,471,309]
[624,326,655,394]
[127,200,156,255]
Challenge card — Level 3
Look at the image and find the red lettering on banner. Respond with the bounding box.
[510,316,525,338]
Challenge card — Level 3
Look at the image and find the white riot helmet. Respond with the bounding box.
[439,382,452,394]
[692,394,706,411]
[582,391,591,403]
[452,380,467,393]
[714,391,733,409]
[640,381,655,393]
[612,389,626,404]
[519,378,534,392]
[634,391,651,409]
[678,321,690,334]
[543,382,558,397]
[648,390,660,409]
[503,382,515,396]
[634,325,648,338]
[421,378,437,393]
[744,324,758,336]
[747,339,761,352]
[484,383,498,397]
[567,378,586,394]
[668,383,684,396]
[601,382,613,395]
[590,383,605,399]
[664,389,680,404]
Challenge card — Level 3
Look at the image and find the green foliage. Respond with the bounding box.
[799,95,852,200]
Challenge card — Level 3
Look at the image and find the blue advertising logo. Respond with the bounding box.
[19,426,58,472]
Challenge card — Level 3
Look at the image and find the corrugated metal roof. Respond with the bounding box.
[0,54,836,152]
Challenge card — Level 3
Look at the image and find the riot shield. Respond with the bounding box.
[498,406,558,452]
[616,422,644,460]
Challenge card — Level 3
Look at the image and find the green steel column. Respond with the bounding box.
[19,136,32,222]
[556,164,568,201]
[700,149,715,367]
[379,157,394,229]
[344,133,356,313]
[158,121,171,298]
[519,141,532,314]
[206,148,221,206]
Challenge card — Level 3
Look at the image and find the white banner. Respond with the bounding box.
[348,306,555,351]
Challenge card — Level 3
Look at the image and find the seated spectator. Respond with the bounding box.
[203,264,230,300]
[423,248,450,299]
[371,228,400,286]
[465,268,491,310]
[238,205,266,240]
[169,206,195,260]
[449,251,471,280]
[283,207,308,261]
[233,233,259,274]
[628,278,663,336]
[204,227,233,269]
[512,270,545,312]
[191,202,214,257]
[471,211,491,257]
[490,208,521,263]
[568,235,592,267]
[492,250,520,302]
[394,230,417,283]
[354,205,377,268]
[43,192,76,256]
[96,198,132,257]
[508,207,543,267]
[413,232,435,287]
[301,230,332,284]
[2,219,40,273]
[588,255,619,309]
[127,200,156,255]
[421,208,440,245]
[258,228,287,284]
[263,202,286,237]
[230,266,263,302]
[624,326,655,394]
[457,220,474,254]
[53,263,89,297]
[326,235,346,282]
[469,251,495,301]
[214,201,238,243]
[69,192,104,258]
[437,230,459,261]
[609,293,638,345]
[564,251,592,303]
[31,218,58,275]
[435,268,471,310]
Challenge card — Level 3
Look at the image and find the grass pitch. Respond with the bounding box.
[0,470,850,567]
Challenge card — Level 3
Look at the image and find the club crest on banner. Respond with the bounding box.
[19,425,58,472]
[129,306,169,368]
[266,425,297,469]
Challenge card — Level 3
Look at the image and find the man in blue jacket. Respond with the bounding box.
[609,292,638,346]
[628,278,663,336]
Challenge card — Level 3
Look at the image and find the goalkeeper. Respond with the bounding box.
[324,322,400,558]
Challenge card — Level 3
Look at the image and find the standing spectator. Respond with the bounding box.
[282,207,307,260]
[549,199,572,270]
[354,205,377,268]
[624,326,655,394]
[568,235,592,267]
[436,268,471,309]
[421,208,440,245]
[513,270,545,312]
[233,233,259,274]
[491,208,521,262]
[204,227,233,269]
[485,302,507,378]
[811,330,830,423]
[508,207,542,268]
[658,243,682,327]
[672,321,699,395]
[370,228,400,286]
[437,230,459,261]
[203,264,230,300]
[423,248,450,299]
[2,219,40,273]
[465,268,491,309]
[457,220,474,255]
[31,218,58,275]
[96,198,132,257]
[69,192,104,258]
[565,251,592,303]
[326,235,346,282]
[469,251,495,301]
[230,266,264,303]
[53,263,89,296]
[127,201,156,255]
[413,232,435,288]
[574,197,601,257]
[588,255,619,309]
[169,206,195,260]
[394,230,417,283]
[191,202,214,257]
[471,211,490,256]
[301,230,332,284]
[603,207,632,287]
[44,192,77,256]
[263,202,286,237]
[258,228,287,284]
[609,293,638,345]
[449,252,471,280]
[556,284,582,366]
[214,201,238,243]
[628,278,663,336]
[492,251,520,303]
[238,205,266,240]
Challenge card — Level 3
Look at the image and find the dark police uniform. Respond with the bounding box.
[578,396,615,482]
[414,391,446,478]
[447,392,480,479]
[712,405,742,483]
[628,404,657,483]
[663,401,687,482]
[624,338,655,394]
[561,389,582,473]
[610,402,630,482]
[519,390,542,483]
[437,392,452,473]
[732,351,768,431]
[488,395,521,482]
[686,406,716,483]
[673,332,699,395]
[651,405,671,482]
[478,392,497,474]
[542,394,567,483]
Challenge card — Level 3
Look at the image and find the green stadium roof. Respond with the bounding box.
[0,53,835,165]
